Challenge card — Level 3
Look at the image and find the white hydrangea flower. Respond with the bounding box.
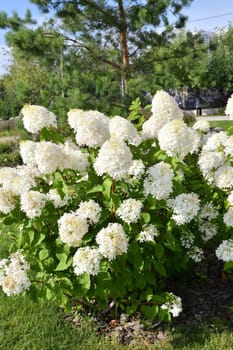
[143,161,174,200]
[116,198,143,224]
[96,223,129,260]
[214,165,233,189]
[0,188,16,214]
[128,159,145,179]
[180,232,195,249]
[216,239,233,262]
[58,212,88,247]
[198,149,225,182]
[73,247,101,276]
[161,293,182,317]
[138,224,159,242]
[225,93,233,119]
[0,251,30,296]
[21,104,57,134]
[75,200,102,225]
[187,246,204,262]
[202,131,228,152]
[47,188,69,208]
[20,190,47,219]
[223,207,233,227]
[94,137,133,180]
[168,193,200,225]
[109,116,141,146]
[192,119,210,132]
[61,142,89,172]
[199,203,219,221]
[151,90,183,123]
[199,222,218,241]
[67,109,110,147]
[0,166,40,195]
[19,140,37,166]
[227,192,233,206]
[158,119,200,160]
[223,135,233,156]
[34,141,64,174]
[141,116,164,139]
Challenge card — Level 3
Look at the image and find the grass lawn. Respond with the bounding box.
[209,120,233,134]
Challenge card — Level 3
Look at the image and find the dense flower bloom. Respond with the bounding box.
[58,212,88,247]
[138,224,159,242]
[20,191,47,218]
[96,223,129,260]
[199,222,218,241]
[192,119,210,133]
[34,141,64,174]
[19,140,37,166]
[151,90,183,124]
[61,142,89,172]
[168,193,200,225]
[109,116,141,146]
[142,90,183,139]
[47,188,69,208]
[227,191,233,206]
[223,207,233,227]
[94,137,133,180]
[128,159,145,179]
[143,161,174,200]
[161,293,182,317]
[0,166,40,195]
[73,247,101,276]
[225,93,233,119]
[67,109,110,147]
[158,119,200,160]
[198,149,225,182]
[214,165,233,189]
[198,203,219,221]
[216,239,233,262]
[0,188,16,214]
[21,104,57,134]
[202,131,228,152]
[116,198,143,224]
[75,200,102,225]
[180,232,195,249]
[0,251,30,296]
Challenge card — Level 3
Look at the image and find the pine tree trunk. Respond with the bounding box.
[117,0,130,95]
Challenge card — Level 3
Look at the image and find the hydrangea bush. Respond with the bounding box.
[1,90,233,322]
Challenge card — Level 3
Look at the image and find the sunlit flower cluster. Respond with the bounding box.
[67,109,110,147]
[116,198,143,224]
[0,251,30,296]
[75,200,102,225]
[168,193,200,225]
[109,116,141,146]
[20,190,47,219]
[73,247,101,276]
[138,224,159,243]
[143,161,174,200]
[96,223,129,260]
[0,188,16,214]
[94,137,133,179]
[192,119,210,133]
[58,212,89,247]
[21,104,57,134]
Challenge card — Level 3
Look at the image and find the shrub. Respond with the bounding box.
[0,94,233,323]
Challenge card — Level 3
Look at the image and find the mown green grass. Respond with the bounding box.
[209,120,233,134]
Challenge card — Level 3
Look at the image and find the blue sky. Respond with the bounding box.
[0,0,233,75]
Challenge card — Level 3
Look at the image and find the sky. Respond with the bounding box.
[0,0,233,75]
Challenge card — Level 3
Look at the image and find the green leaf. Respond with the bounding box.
[87,184,103,194]
[154,260,167,277]
[141,304,158,321]
[55,253,72,271]
[141,212,151,224]
[102,177,113,199]
[155,244,164,259]
[39,249,49,261]
[126,303,138,316]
